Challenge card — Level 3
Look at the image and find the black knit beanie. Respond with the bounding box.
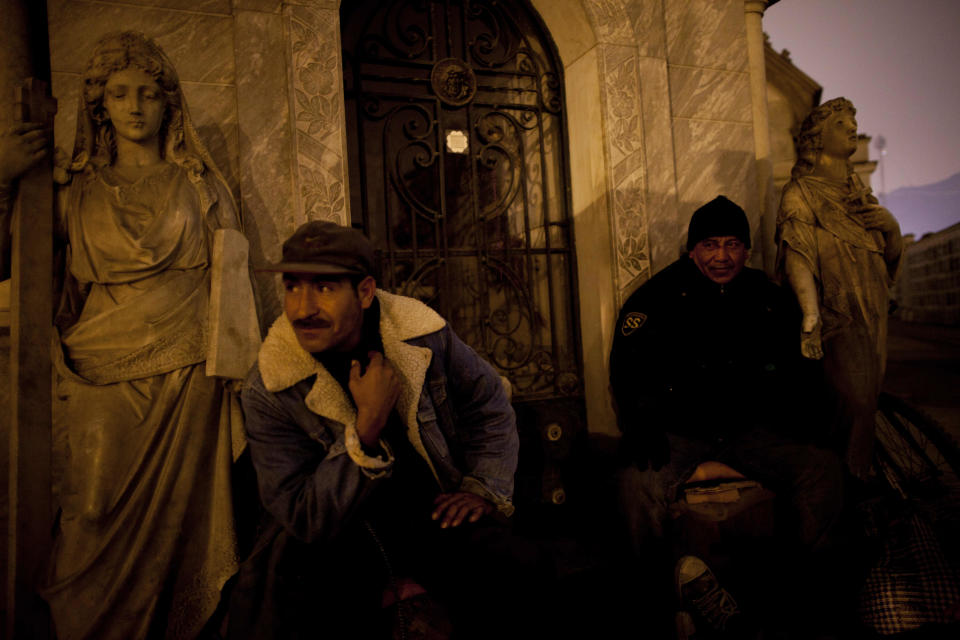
[686,195,751,250]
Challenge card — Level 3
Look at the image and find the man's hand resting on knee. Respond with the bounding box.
[431,492,493,528]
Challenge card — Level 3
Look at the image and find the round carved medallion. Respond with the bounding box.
[430,58,477,107]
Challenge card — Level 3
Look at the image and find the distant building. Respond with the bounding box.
[765,40,878,196]
[894,223,960,326]
[765,39,821,196]
[851,134,879,192]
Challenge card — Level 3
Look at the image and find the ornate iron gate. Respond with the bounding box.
[342,0,582,409]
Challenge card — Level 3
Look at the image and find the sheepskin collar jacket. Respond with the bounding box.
[243,290,518,543]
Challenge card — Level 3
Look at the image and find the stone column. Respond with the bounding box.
[744,0,776,275]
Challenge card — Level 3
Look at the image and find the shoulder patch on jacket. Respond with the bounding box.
[620,312,648,336]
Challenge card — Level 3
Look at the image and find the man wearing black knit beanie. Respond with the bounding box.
[610,196,844,639]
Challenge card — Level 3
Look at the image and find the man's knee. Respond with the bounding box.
[797,447,844,495]
[618,465,671,505]
[618,465,674,545]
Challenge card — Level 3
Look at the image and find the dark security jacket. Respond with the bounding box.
[609,256,801,450]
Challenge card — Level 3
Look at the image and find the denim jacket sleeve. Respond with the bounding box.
[242,370,388,543]
[439,325,519,513]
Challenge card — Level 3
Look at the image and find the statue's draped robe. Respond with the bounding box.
[42,163,240,640]
[777,175,902,475]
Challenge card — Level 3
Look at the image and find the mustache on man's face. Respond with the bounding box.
[293,317,332,329]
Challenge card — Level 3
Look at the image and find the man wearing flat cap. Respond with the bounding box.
[229,221,543,638]
[610,196,844,636]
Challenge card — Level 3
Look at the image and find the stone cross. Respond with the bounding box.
[8,76,56,640]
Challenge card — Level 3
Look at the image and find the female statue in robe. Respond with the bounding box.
[776,97,903,479]
[1,31,250,639]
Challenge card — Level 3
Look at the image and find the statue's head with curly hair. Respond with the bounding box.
[76,32,184,167]
[791,97,857,179]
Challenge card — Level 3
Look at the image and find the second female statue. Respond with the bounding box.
[776,97,903,479]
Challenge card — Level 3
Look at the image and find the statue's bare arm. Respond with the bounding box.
[784,248,823,360]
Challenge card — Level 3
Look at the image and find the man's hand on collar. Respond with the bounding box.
[350,351,401,448]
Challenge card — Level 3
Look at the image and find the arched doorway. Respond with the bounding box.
[342,0,584,502]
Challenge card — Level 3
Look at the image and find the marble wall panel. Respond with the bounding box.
[233,0,283,11]
[582,0,668,58]
[234,10,293,258]
[582,0,639,46]
[530,0,596,66]
[664,0,748,72]
[284,3,350,226]
[48,0,235,84]
[64,0,232,13]
[285,0,339,8]
[635,56,681,277]
[672,119,761,254]
[234,9,295,324]
[668,66,751,123]
[181,83,241,201]
[767,83,799,192]
[631,0,668,59]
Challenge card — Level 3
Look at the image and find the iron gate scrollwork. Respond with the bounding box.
[342,0,581,403]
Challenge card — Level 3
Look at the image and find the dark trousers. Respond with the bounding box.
[618,428,847,632]
[228,501,551,639]
[618,427,844,556]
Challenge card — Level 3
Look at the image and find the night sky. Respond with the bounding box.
[764,0,960,234]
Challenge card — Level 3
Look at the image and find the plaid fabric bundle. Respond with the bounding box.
[858,511,960,634]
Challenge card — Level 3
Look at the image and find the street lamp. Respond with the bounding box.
[875,135,887,205]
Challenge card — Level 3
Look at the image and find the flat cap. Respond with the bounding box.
[260,220,374,276]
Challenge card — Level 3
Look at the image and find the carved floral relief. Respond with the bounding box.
[583,0,636,45]
[606,59,644,156]
[598,43,651,304]
[574,0,654,304]
[286,4,348,224]
[299,165,345,221]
